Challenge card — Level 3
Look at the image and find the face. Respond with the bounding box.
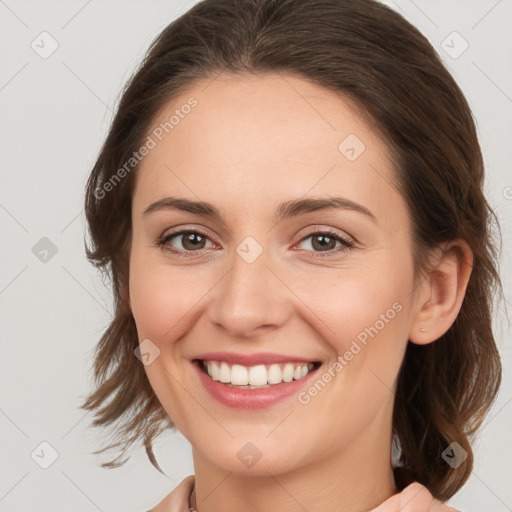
[129,72,423,475]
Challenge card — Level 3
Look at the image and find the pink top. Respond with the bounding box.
[148,475,195,512]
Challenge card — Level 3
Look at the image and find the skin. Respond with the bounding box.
[128,72,472,512]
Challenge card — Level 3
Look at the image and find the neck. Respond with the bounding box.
[190,414,396,512]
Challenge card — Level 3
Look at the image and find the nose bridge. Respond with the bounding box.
[207,236,291,337]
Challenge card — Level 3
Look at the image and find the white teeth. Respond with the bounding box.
[231,364,249,385]
[248,365,267,386]
[210,361,220,381]
[282,363,294,382]
[267,364,282,385]
[219,362,231,383]
[202,360,316,387]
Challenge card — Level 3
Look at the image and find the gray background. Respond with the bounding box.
[0,0,511,510]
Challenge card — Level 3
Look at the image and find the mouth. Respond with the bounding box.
[193,359,322,389]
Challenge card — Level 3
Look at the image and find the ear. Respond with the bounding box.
[409,239,473,345]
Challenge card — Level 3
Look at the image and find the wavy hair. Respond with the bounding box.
[80,0,504,500]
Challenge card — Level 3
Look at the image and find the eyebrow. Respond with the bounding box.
[143,196,377,224]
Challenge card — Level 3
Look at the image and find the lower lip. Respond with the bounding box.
[192,360,320,409]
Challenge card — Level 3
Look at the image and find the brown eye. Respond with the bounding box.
[180,232,207,250]
[310,234,337,251]
[296,230,354,255]
[157,229,215,254]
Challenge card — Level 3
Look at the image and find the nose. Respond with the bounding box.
[206,246,292,339]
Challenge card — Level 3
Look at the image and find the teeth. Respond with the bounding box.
[282,363,294,382]
[248,365,267,386]
[202,360,316,388]
[219,362,231,383]
[231,364,249,385]
[267,364,282,385]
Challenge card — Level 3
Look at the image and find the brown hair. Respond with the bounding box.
[81,0,503,500]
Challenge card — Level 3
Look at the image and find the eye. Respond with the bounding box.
[155,229,216,257]
[155,227,354,259]
[296,229,354,256]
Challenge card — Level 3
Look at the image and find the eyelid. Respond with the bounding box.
[294,224,354,245]
[159,224,217,243]
[292,228,354,258]
[156,224,355,258]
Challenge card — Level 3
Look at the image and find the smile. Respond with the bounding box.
[192,356,322,409]
[199,360,319,389]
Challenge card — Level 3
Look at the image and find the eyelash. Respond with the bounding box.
[155,228,354,259]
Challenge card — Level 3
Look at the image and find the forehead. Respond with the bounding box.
[132,72,403,227]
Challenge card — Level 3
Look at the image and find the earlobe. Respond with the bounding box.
[409,240,473,346]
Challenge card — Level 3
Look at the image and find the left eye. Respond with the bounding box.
[296,231,353,253]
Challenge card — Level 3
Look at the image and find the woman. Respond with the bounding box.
[81,0,503,510]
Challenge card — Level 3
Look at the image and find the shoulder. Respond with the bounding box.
[148,475,195,512]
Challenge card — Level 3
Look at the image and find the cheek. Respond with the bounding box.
[289,255,414,383]
[285,268,412,445]
[128,247,183,342]
[129,267,172,341]
[302,274,407,341]
[128,248,215,346]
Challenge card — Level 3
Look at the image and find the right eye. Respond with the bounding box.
[156,229,217,257]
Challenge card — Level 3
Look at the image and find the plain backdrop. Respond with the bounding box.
[0,0,511,510]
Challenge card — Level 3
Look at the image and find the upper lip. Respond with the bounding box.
[192,352,320,366]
